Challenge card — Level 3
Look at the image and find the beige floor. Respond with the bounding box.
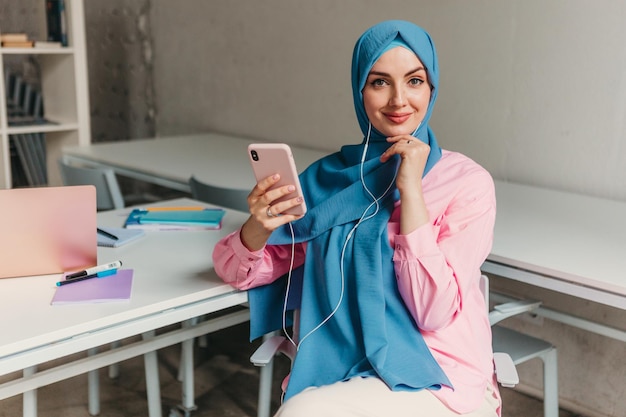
[0,322,585,417]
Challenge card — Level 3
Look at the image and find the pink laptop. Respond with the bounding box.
[0,185,97,279]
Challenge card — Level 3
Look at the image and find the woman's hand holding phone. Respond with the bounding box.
[240,144,307,251]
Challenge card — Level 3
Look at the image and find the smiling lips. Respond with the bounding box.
[384,112,412,124]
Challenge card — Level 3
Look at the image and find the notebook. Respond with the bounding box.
[0,185,97,279]
[51,268,133,305]
[124,208,225,230]
[97,227,145,247]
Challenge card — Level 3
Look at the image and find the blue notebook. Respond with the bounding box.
[124,208,225,230]
[97,227,145,247]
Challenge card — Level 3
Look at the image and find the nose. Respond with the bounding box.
[389,86,406,107]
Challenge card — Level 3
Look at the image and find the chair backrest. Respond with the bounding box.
[58,159,125,211]
[480,274,490,309]
[189,175,249,212]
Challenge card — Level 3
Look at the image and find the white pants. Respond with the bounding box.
[274,377,500,417]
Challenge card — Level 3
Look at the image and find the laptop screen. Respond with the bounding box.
[0,185,97,279]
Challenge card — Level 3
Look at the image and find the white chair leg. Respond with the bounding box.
[142,331,163,417]
[542,348,559,417]
[22,366,37,417]
[257,332,278,417]
[88,348,100,416]
[257,362,274,417]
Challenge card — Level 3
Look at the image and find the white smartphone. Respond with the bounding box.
[248,143,307,216]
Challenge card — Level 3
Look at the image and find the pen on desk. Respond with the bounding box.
[56,269,117,286]
[97,228,119,241]
[65,260,123,280]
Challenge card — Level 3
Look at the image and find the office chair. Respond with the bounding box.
[58,159,125,211]
[189,175,249,212]
[249,275,531,417]
[483,275,559,417]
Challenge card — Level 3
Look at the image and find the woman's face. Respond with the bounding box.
[362,46,431,137]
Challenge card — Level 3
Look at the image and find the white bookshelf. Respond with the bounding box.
[0,0,90,188]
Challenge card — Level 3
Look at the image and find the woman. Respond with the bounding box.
[213,20,499,416]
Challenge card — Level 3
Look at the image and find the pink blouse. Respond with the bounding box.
[213,150,500,415]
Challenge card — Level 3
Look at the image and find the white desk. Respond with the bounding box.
[0,198,250,416]
[62,133,625,339]
[62,132,328,193]
[485,180,626,310]
[483,181,626,342]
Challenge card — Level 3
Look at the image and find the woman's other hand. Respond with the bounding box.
[381,135,429,194]
[381,135,430,234]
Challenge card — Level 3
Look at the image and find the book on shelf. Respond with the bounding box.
[124,208,226,231]
[10,133,47,186]
[1,33,34,48]
[46,0,68,46]
[0,33,29,42]
[1,40,34,48]
[5,75,49,187]
[34,40,63,48]
[7,116,54,126]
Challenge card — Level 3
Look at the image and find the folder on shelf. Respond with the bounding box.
[51,269,133,305]
[124,208,225,230]
[97,227,145,248]
[45,0,68,46]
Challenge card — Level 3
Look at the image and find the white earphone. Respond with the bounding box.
[282,121,421,350]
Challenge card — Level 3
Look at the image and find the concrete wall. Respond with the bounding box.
[149,1,625,416]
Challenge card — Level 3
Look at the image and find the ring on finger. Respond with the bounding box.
[266,207,274,218]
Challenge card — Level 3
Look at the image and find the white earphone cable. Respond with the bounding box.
[284,122,400,351]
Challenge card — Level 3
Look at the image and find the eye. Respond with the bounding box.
[369,78,388,87]
[409,77,424,86]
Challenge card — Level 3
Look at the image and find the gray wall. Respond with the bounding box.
[148,1,625,416]
[150,0,626,202]
[84,0,156,142]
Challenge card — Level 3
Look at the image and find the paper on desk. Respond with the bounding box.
[51,269,133,305]
[97,227,145,247]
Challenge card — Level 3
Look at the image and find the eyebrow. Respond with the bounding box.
[368,66,426,78]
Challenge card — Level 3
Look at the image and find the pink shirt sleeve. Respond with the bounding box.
[390,164,496,330]
[391,163,496,331]
[212,229,306,290]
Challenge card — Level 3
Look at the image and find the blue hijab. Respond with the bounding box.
[247,20,451,400]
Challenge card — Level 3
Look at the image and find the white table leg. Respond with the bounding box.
[87,347,100,415]
[22,366,37,417]
[142,331,163,417]
[180,318,198,412]
[108,340,122,379]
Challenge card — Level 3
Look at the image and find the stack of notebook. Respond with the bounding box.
[123,207,225,231]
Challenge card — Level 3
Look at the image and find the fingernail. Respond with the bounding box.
[288,185,295,191]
